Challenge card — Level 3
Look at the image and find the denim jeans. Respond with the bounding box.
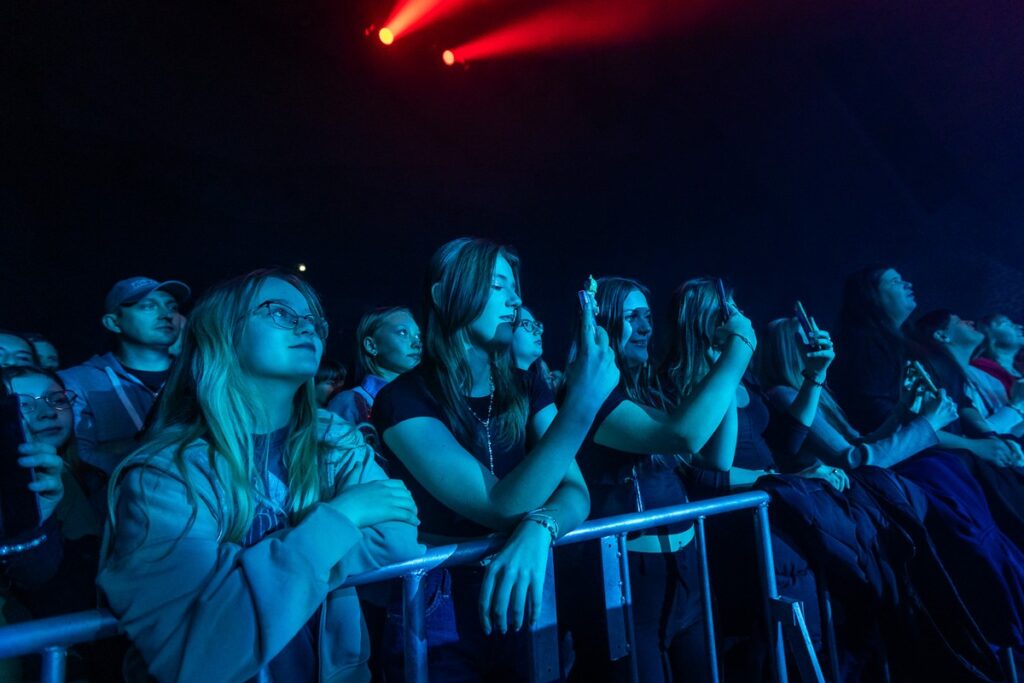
[383,566,533,682]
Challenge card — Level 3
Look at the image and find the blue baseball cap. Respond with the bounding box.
[105,277,191,313]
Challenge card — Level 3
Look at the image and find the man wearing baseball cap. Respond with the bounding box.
[59,277,191,481]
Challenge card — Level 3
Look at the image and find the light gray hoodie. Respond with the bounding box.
[98,411,424,683]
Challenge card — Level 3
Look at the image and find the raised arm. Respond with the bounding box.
[594,327,755,456]
[382,308,616,530]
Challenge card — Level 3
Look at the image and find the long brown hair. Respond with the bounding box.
[661,277,730,400]
[569,277,660,407]
[423,238,528,450]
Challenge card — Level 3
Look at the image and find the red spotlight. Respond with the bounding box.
[442,49,456,66]
[378,27,395,45]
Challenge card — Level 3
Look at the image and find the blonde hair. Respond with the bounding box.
[756,317,859,441]
[109,269,369,543]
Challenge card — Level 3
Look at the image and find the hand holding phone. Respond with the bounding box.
[794,301,824,351]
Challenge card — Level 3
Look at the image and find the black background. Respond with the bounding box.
[6,0,1024,370]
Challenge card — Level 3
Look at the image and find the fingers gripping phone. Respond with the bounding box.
[794,301,823,351]
[903,360,940,396]
[579,275,600,320]
[715,278,732,326]
[0,392,43,541]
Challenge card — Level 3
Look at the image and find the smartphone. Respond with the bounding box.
[794,301,823,350]
[909,360,940,394]
[715,278,731,325]
[0,393,42,540]
[902,360,940,401]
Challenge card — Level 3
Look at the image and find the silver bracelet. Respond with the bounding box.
[523,510,559,547]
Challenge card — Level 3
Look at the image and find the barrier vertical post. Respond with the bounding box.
[40,645,67,683]
[529,549,561,683]
[403,570,428,683]
[616,533,641,683]
[754,503,787,683]
[695,516,720,683]
[817,574,840,682]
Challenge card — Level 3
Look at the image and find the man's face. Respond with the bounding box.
[114,290,182,348]
[0,334,35,368]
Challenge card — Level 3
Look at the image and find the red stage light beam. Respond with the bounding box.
[381,0,478,42]
[442,49,457,66]
[448,0,711,62]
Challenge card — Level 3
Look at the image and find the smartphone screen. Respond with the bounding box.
[794,301,815,338]
[0,394,42,539]
[715,278,731,324]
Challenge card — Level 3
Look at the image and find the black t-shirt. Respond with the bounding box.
[122,366,170,393]
[373,364,555,538]
[578,388,694,533]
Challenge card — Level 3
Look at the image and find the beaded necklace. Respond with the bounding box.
[467,372,496,474]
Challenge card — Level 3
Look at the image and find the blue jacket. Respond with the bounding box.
[59,353,160,475]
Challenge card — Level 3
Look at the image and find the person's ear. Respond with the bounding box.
[363,337,378,357]
[933,329,951,344]
[101,313,122,335]
[430,282,443,310]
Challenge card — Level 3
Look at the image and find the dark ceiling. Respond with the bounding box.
[6,0,1024,366]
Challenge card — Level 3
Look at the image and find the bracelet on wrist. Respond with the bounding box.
[523,510,559,548]
[726,332,755,354]
[801,370,826,388]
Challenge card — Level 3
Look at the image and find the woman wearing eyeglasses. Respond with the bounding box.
[511,307,560,392]
[98,269,424,683]
[1,366,111,680]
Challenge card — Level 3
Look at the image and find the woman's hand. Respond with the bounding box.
[916,388,959,432]
[799,329,835,380]
[479,519,552,635]
[713,307,757,354]
[969,437,1022,467]
[328,479,419,528]
[564,292,620,412]
[17,442,65,524]
[798,462,850,492]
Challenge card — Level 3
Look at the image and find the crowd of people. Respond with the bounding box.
[2,239,1024,682]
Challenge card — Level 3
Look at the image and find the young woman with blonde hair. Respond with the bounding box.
[98,269,423,682]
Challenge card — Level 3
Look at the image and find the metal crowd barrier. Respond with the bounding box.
[0,490,823,683]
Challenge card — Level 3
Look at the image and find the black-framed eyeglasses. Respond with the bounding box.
[15,390,77,415]
[249,301,329,340]
[517,319,544,335]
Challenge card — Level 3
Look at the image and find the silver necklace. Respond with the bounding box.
[468,373,496,474]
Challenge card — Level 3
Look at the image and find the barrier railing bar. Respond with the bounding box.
[0,491,778,683]
[0,610,119,660]
[695,515,720,683]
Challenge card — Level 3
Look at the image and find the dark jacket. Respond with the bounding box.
[757,468,1004,681]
